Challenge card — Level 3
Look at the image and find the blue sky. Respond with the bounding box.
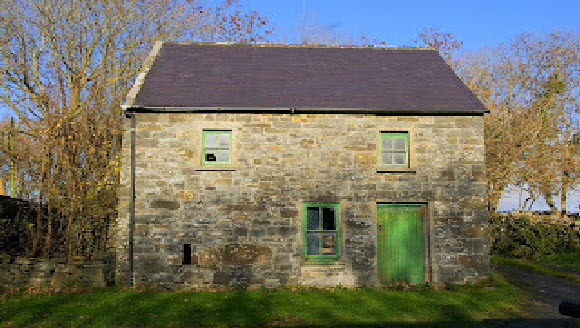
[237,0,580,53]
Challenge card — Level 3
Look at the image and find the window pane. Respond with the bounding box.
[217,134,230,147]
[217,149,230,162]
[307,232,320,255]
[382,137,393,150]
[322,207,336,230]
[307,207,319,230]
[382,152,393,165]
[394,138,406,150]
[394,152,406,165]
[205,133,217,148]
[321,233,336,255]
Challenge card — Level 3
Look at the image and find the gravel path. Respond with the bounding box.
[473,263,580,328]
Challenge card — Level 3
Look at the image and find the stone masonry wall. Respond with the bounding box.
[116,112,489,289]
[0,255,115,289]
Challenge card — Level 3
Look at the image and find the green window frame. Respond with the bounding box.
[302,202,340,259]
[202,130,232,165]
[380,132,409,168]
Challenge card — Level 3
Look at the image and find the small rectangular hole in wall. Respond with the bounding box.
[205,153,216,161]
[183,244,191,265]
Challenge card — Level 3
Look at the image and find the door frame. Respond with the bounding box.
[374,202,434,285]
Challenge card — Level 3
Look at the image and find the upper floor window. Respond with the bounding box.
[381,132,408,168]
[202,130,232,165]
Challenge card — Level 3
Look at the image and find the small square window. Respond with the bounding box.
[202,130,232,165]
[380,132,408,168]
[303,203,340,259]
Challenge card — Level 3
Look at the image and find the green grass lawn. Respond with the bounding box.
[531,247,580,271]
[0,273,535,328]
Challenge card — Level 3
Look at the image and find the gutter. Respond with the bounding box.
[126,112,136,287]
[121,106,489,115]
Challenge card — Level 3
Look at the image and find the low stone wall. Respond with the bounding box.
[0,254,115,289]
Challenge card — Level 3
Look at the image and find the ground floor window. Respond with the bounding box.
[302,202,340,259]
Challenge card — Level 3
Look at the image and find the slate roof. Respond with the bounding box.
[125,42,488,114]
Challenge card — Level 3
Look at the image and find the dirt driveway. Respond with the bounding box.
[474,263,580,328]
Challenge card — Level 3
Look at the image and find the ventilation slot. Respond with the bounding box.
[183,244,192,265]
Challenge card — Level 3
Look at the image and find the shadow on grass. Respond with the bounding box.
[2,284,577,328]
[261,319,577,328]
[83,290,273,327]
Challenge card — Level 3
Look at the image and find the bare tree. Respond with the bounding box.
[0,0,271,259]
[414,27,464,65]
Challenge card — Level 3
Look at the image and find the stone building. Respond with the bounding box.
[116,42,490,289]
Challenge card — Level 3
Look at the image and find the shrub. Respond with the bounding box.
[489,214,578,259]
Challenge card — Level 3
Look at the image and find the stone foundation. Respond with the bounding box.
[301,262,356,286]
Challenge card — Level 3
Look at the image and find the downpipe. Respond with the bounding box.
[126,112,136,287]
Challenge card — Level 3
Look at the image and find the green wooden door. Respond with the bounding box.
[377,204,425,284]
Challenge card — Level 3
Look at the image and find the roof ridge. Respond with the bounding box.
[164,41,436,51]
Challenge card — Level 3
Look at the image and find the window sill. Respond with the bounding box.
[376,167,416,173]
[301,259,345,266]
[194,166,238,171]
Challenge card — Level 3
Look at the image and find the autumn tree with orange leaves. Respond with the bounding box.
[453,30,580,214]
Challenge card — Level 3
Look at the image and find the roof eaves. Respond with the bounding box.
[129,106,489,115]
[122,41,164,111]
